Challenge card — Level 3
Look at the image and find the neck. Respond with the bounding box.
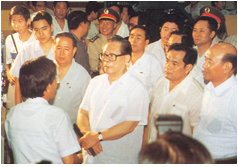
[40,38,53,55]
[131,51,144,65]
[160,40,166,52]
[197,42,212,58]
[113,21,122,35]
[71,29,82,41]
[212,74,233,88]
[169,75,187,92]
[104,33,113,39]
[108,68,127,85]
[55,16,65,22]
[18,30,32,42]
[57,62,72,80]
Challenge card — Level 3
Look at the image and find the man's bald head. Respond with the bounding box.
[203,42,237,87]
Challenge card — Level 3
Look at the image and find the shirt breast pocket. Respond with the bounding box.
[170,102,188,118]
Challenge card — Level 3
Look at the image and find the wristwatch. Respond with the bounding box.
[98,131,103,141]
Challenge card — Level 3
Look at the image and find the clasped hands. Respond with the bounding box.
[78,131,103,156]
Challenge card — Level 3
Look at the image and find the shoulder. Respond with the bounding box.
[90,34,100,43]
[146,40,161,49]
[144,51,161,65]
[72,61,91,78]
[187,77,204,96]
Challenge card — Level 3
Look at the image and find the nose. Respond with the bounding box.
[165,61,171,70]
[39,29,44,36]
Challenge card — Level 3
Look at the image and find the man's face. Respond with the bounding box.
[102,42,129,76]
[165,34,182,55]
[202,46,225,85]
[11,15,29,34]
[160,22,179,46]
[215,1,226,10]
[128,16,138,31]
[121,7,129,24]
[99,20,116,38]
[129,28,149,53]
[33,19,53,45]
[192,20,214,47]
[48,77,58,100]
[164,50,191,83]
[34,1,46,12]
[53,36,76,67]
[54,1,68,19]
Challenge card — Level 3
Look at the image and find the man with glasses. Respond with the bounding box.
[77,37,149,164]
[68,11,91,74]
[88,8,120,77]
[128,25,163,99]
[50,32,91,126]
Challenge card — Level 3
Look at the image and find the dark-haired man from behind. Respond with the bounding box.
[193,43,237,160]
[68,11,91,73]
[5,56,81,164]
[10,11,54,105]
[147,44,203,143]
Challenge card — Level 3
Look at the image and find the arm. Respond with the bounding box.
[62,153,81,164]
[14,78,22,105]
[5,64,16,85]
[142,107,151,148]
[79,121,139,149]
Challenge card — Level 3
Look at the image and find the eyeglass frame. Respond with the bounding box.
[99,53,127,61]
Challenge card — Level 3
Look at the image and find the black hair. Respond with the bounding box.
[54,32,77,48]
[108,3,122,14]
[130,25,150,40]
[19,56,56,98]
[139,132,214,164]
[31,11,52,27]
[53,1,69,8]
[9,5,30,23]
[32,1,46,7]
[168,43,197,67]
[85,1,102,16]
[195,16,218,35]
[67,11,88,30]
[170,31,194,47]
[105,36,132,56]
[222,51,237,75]
[160,14,182,32]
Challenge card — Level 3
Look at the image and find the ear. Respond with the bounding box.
[223,62,233,73]
[145,39,149,46]
[51,23,54,32]
[124,54,131,64]
[53,7,56,13]
[113,22,117,29]
[73,47,77,56]
[185,64,193,74]
[27,18,31,27]
[210,31,216,39]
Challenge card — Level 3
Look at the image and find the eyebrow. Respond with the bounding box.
[34,26,48,30]
[130,34,142,37]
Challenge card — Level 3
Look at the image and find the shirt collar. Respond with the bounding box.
[170,73,193,95]
[207,75,236,96]
[25,97,49,104]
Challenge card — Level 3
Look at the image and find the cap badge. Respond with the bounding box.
[104,9,109,14]
[205,7,210,13]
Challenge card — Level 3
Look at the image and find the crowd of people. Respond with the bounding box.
[3,1,237,164]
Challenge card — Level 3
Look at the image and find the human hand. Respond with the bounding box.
[85,142,103,156]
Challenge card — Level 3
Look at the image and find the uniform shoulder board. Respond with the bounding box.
[90,35,100,43]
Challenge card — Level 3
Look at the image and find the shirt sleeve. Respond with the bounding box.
[5,35,13,65]
[55,112,81,157]
[9,48,25,78]
[189,94,203,127]
[88,41,100,72]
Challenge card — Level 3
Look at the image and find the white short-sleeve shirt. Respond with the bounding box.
[193,75,237,159]
[5,97,81,164]
[10,40,54,78]
[147,73,203,143]
[184,2,204,17]
[5,32,36,64]
[128,50,163,99]
[85,22,98,40]
[80,72,150,164]
[146,39,166,69]
[50,60,91,125]
[116,21,129,38]
[52,16,69,37]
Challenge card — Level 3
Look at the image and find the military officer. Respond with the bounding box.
[88,8,120,77]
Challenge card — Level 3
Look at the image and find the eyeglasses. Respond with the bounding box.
[99,53,126,61]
